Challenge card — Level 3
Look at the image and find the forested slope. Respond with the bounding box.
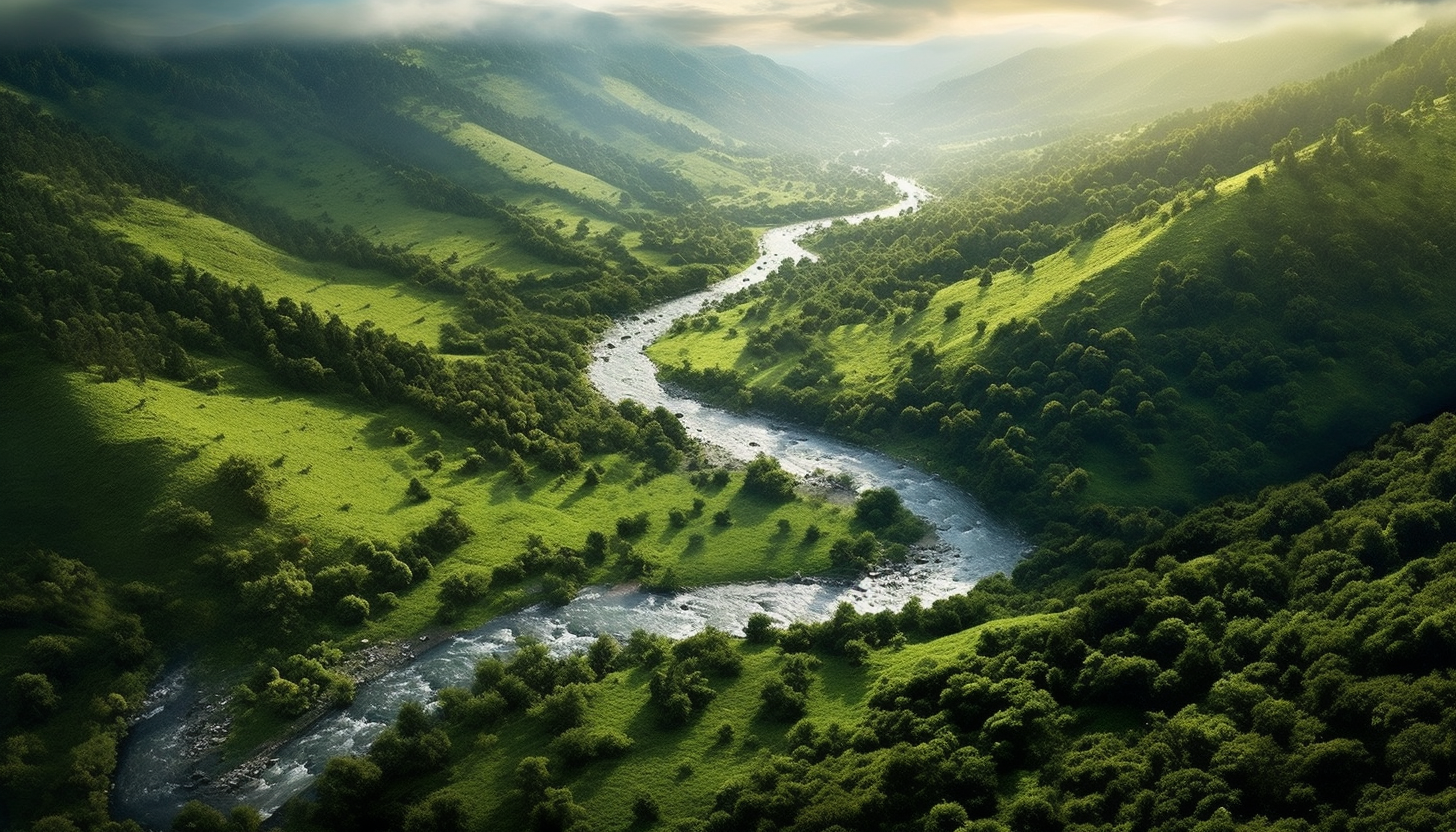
[895,28,1390,144]
[256,406,1456,832]
[0,38,891,830]
[3,20,1456,832]
[653,24,1456,535]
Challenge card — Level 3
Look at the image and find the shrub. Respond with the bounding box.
[533,684,589,733]
[759,678,807,721]
[409,508,475,556]
[713,509,732,527]
[742,454,797,501]
[550,726,633,765]
[616,512,650,538]
[335,594,370,625]
[744,612,777,644]
[242,483,272,518]
[632,793,661,823]
[12,673,59,722]
[854,487,927,542]
[146,500,213,539]
[186,370,224,391]
[392,426,416,444]
[438,571,489,617]
[515,756,552,800]
[23,635,82,678]
[216,454,265,490]
[407,477,432,502]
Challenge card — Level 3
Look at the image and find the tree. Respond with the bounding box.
[745,612,777,644]
[587,634,620,679]
[407,476,432,502]
[438,571,488,617]
[335,594,370,625]
[742,454,797,501]
[515,756,553,801]
[314,756,381,827]
[172,801,228,832]
[12,673,59,722]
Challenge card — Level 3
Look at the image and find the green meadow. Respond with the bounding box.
[647,216,1169,396]
[420,614,1058,830]
[97,198,455,351]
[1,349,857,646]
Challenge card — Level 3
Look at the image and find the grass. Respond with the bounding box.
[647,218,1168,396]
[649,119,1456,513]
[414,104,626,206]
[433,613,1059,830]
[51,81,563,278]
[96,198,455,351]
[0,346,858,648]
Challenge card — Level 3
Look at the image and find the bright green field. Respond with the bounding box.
[0,349,856,645]
[45,83,564,278]
[647,218,1168,395]
[96,198,454,351]
[415,106,625,206]
[235,130,554,275]
[437,613,1056,830]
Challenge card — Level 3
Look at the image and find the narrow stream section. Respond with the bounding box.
[114,174,1029,827]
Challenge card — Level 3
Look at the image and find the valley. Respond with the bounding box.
[3,8,1456,832]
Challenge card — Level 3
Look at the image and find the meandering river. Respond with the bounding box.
[113,174,1029,827]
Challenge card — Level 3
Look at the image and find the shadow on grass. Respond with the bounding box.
[0,360,185,584]
[555,479,597,511]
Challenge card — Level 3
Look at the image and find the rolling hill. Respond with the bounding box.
[3,14,1456,832]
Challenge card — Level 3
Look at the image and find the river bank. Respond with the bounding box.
[113,173,1028,827]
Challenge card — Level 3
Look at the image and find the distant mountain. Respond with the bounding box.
[896,27,1394,142]
[770,29,1077,102]
[418,31,863,151]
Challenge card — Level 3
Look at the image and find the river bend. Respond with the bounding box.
[114,174,1028,826]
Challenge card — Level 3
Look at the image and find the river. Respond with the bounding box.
[112,174,1029,827]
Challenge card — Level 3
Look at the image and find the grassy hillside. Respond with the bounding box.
[275,411,1456,831]
[0,38,902,830]
[898,28,1392,144]
[4,18,1456,832]
[652,35,1456,525]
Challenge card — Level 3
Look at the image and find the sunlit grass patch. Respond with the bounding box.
[97,198,455,350]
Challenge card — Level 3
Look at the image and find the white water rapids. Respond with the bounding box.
[113,174,1029,827]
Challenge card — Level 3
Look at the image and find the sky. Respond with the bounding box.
[0,0,1446,53]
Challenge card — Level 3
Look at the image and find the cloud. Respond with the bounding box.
[569,0,1447,49]
[0,0,655,47]
[0,0,1449,49]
